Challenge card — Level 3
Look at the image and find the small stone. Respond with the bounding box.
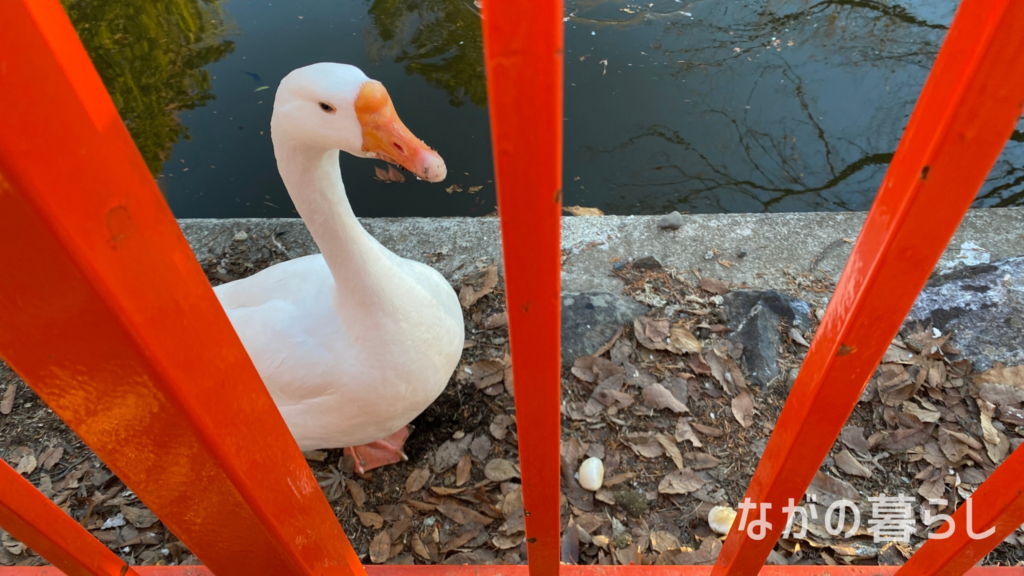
[723,290,812,387]
[561,292,646,366]
[656,211,683,230]
[232,231,248,242]
[578,457,604,491]
[736,250,748,259]
[704,251,714,260]
[907,256,1024,371]
[632,256,662,270]
[613,261,626,272]
[708,505,737,535]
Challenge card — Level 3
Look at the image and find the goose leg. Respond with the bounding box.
[345,427,410,474]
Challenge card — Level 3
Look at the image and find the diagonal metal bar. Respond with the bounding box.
[2,566,1024,576]
[480,0,564,575]
[710,1,1024,575]
[0,460,139,576]
[0,2,364,575]
[896,439,1024,576]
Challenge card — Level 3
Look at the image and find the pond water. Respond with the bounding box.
[66,0,1024,218]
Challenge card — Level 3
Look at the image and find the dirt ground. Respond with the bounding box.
[2,242,1023,568]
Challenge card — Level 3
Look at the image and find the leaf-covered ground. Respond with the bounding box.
[2,243,1023,568]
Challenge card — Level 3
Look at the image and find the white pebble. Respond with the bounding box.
[578,457,605,491]
[708,505,737,535]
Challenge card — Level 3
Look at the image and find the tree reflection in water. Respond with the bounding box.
[366,0,486,108]
[62,0,235,174]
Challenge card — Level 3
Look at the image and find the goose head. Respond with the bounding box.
[271,63,447,183]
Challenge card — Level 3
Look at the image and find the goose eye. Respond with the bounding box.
[319,102,336,113]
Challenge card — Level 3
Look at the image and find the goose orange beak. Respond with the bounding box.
[356,81,447,183]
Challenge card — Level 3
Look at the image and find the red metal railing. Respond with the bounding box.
[1,0,1024,575]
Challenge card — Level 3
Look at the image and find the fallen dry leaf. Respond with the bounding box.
[978,383,1024,406]
[120,505,159,528]
[0,384,15,415]
[835,449,872,478]
[493,533,525,549]
[670,325,702,354]
[411,533,431,560]
[15,452,36,476]
[634,317,671,351]
[650,530,681,554]
[470,435,493,461]
[564,205,604,216]
[974,362,1024,388]
[731,390,754,428]
[683,451,721,469]
[303,450,327,462]
[462,359,505,389]
[657,467,705,495]
[561,517,580,564]
[699,277,730,295]
[430,486,465,496]
[39,447,64,471]
[981,402,1010,464]
[624,435,664,459]
[406,467,430,494]
[917,471,945,501]
[876,364,917,406]
[455,455,472,486]
[602,472,633,487]
[808,471,860,505]
[369,531,392,563]
[483,312,508,330]
[706,345,748,395]
[484,459,519,482]
[348,481,367,508]
[490,414,514,440]
[655,434,684,469]
[674,419,703,447]
[2,532,24,555]
[357,510,384,529]
[642,383,689,414]
[437,501,494,526]
[938,427,983,464]
[691,422,723,437]
[839,426,872,456]
[572,356,622,383]
[459,265,498,309]
[675,537,721,565]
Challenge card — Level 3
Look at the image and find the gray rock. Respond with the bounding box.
[561,292,647,366]
[906,256,1024,371]
[722,291,812,387]
[657,211,684,230]
[632,256,662,271]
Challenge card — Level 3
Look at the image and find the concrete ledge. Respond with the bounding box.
[179,207,1024,295]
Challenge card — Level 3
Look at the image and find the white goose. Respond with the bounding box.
[214,63,464,473]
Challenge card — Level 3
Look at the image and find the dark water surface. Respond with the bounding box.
[66,0,1024,217]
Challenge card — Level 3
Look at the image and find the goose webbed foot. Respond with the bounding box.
[344,427,410,474]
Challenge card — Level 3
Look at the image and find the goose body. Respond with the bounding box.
[213,63,463,466]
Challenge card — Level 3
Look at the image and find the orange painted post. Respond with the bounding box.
[710,1,1024,575]
[3,566,1024,576]
[480,0,564,574]
[0,461,139,576]
[897,442,1024,576]
[0,2,363,576]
